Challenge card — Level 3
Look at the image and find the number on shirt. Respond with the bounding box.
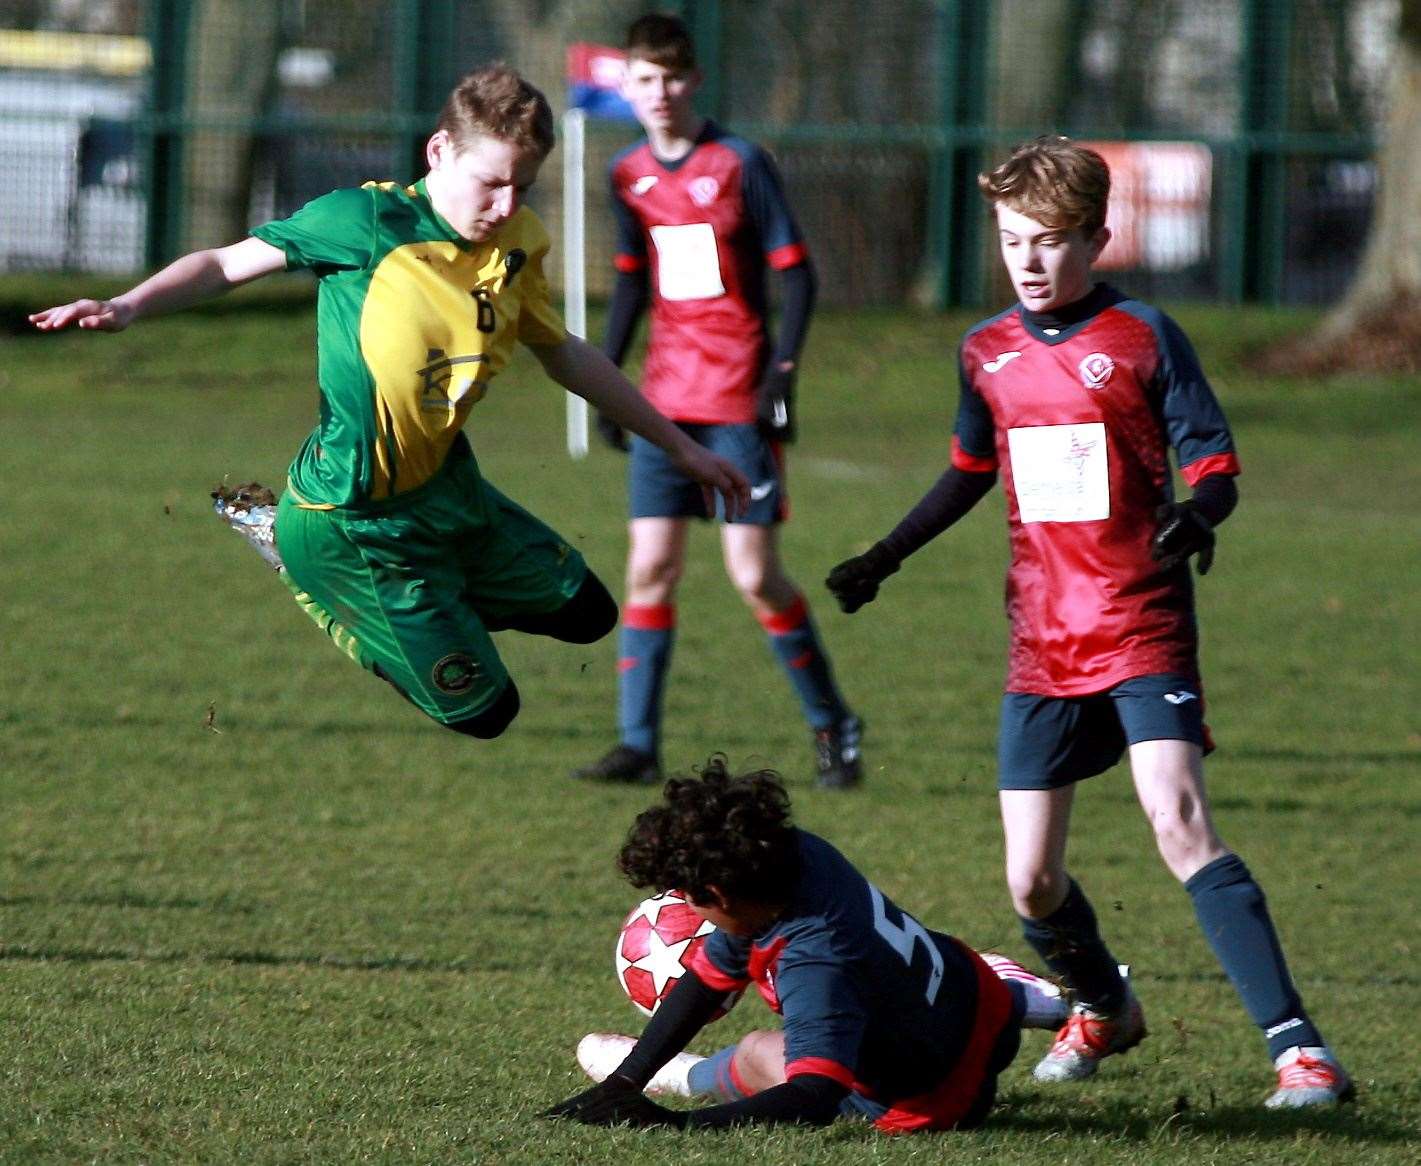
[869,884,944,1006]
[471,288,496,334]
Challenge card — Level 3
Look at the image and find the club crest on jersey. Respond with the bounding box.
[1078,352,1115,389]
[631,175,658,195]
[432,653,481,694]
[503,248,526,284]
[688,176,720,208]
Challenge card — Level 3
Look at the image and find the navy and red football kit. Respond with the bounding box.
[688,830,1019,1132]
[587,121,859,783]
[609,120,808,426]
[828,280,1336,1082]
[951,283,1240,698]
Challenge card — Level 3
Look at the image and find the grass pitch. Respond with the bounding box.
[1,282,1418,1163]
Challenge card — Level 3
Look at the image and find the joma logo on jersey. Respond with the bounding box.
[1079,352,1115,388]
[418,347,488,410]
[503,249,527,284]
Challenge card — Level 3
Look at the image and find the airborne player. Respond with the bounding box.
[826,136,1351,1108]
[32,65,748,740]
[573,14,863,789]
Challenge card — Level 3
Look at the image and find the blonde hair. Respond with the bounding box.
[978,136,1111,236]
[436,64,555,159]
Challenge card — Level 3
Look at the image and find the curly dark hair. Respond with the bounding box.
[617,756,800,906]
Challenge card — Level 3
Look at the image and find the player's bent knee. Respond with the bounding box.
[445,681,520,739]
[1008,869,1067,919]
[506,575,617,644]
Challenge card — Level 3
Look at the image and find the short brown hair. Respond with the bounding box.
[626,12,696,71]
[436,64,555,159]
[978,136,1111,236]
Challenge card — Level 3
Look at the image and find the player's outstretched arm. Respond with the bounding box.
[29,237,287,334]
[543,969,728,1129]
[532,335,751,518]
[826,465,996,614]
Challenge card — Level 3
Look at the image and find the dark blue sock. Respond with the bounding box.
[758,594,850,730]
[686,1044,747,1100]
[1020,879,1126,1014]
[1186,853,1322,1058]
[617,604,674,757]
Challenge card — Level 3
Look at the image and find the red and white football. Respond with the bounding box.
[615,890,742,1018]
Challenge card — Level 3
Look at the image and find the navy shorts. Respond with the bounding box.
[629,423,785,525]
[998,673,1207,791]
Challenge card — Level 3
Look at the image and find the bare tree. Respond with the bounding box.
[181,0,283,250]
[1264,0,1421,372]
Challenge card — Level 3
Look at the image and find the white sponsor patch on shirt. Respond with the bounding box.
[649,222,725,301]
[1007,422,1110,523]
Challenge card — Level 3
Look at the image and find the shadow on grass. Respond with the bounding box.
[1223,746,1421,768]
[994,1093,1399,1146]
[0,941,516,975]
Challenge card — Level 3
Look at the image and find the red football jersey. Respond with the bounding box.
[609,122,808,423]
[953,286,1241,696]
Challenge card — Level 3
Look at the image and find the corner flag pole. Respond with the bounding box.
[562,106,590,459]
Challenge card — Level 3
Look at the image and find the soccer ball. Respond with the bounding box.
[615,890,742,1018]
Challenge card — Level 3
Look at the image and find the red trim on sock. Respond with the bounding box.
[757,595,808,635]
[788,650,813,670]
[617,657,637,673]
[728,1052,756,1098]
[624,603,676,631]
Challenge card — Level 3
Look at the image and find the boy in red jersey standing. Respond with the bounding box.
[572,14,862,790]
[827,137,1351,1108]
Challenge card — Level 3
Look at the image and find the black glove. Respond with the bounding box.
[756,363,796,442]
[1152,501,1215,575]
[542,1075,685,1128]
[595,411,629,452]
[825,542,901,613]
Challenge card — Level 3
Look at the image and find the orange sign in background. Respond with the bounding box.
[1085,142,1213,272]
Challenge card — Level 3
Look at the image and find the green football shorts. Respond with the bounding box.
[274,446,587,724]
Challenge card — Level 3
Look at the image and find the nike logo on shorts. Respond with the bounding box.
[1164,691,1199,705]
[750,482,775,501]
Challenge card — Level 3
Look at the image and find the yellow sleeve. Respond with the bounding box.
[514,212,568,348]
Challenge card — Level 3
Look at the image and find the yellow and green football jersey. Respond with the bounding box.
[251,181,566,507]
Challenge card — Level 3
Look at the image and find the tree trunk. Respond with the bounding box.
[182,0,282,250]
[1312,0,1421,346]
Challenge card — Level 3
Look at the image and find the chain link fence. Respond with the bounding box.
[0,0,1397,306]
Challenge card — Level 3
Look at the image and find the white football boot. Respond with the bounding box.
[575,1032,705,1098]
[1033,968,1147,1083]
[1264,1045,1355,1108]
[979,952,1069,1030]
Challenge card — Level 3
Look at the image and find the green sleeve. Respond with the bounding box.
[250,187,376,274]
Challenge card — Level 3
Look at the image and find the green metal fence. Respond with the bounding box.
[0,0,1391,308]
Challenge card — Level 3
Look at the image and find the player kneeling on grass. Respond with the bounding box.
[544,758,1070,1132]
[30,65,747,741]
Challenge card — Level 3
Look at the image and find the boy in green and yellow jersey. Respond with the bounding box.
[33,65,749,739]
